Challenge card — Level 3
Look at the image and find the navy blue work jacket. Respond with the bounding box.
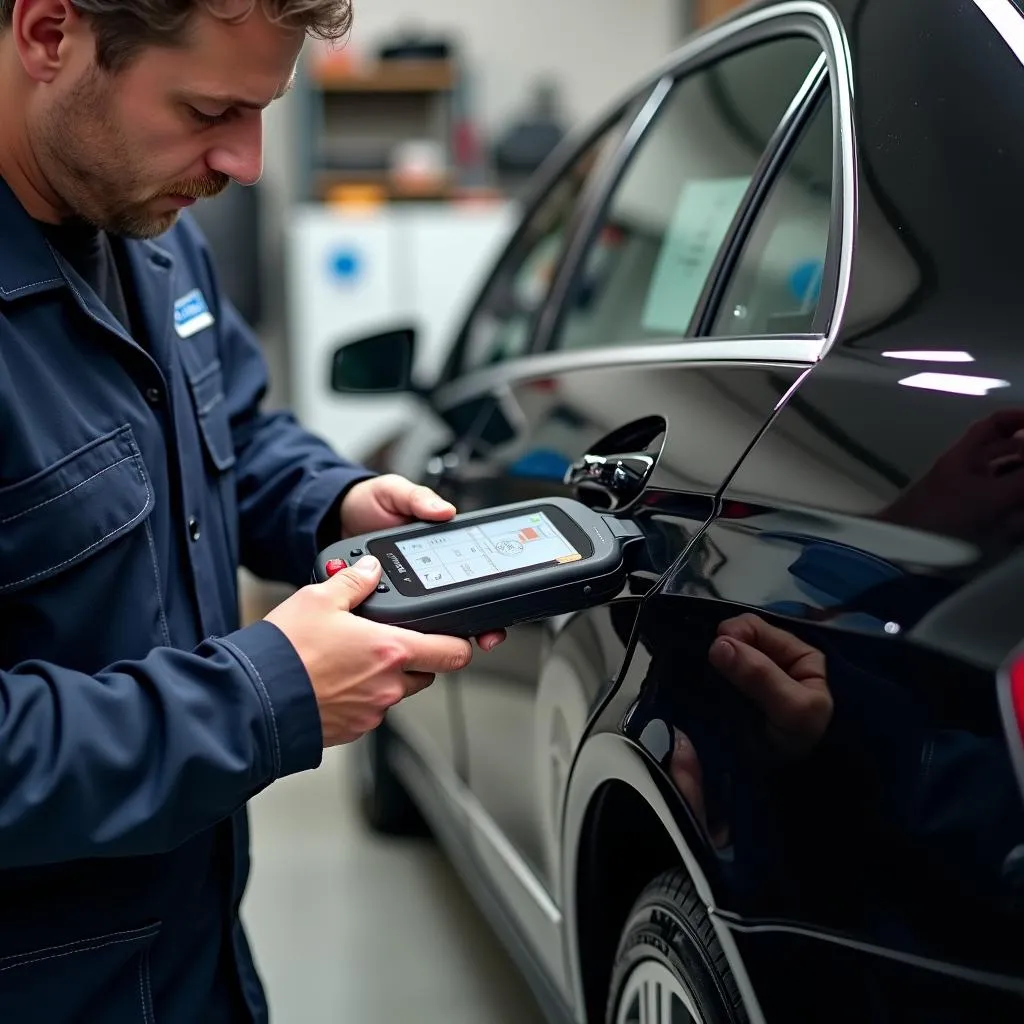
[0,178,372,1022]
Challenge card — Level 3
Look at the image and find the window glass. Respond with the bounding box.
[549,37,823,354]
[458,119,626,374]
[710,90,834,337]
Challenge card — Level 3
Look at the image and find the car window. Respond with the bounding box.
[549,37,823,354]
[458,117,627,375]
[709,89,834,337]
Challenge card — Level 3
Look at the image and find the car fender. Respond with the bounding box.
[561,730,767,1024]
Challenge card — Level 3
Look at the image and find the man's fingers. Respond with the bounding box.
[717,613,818,672]
[709,636,801,711]
[710,636,823,730]
[401,631,474,676]
[964,408,1024,448]
[476,630,506,652]
[988,408,1024,437]
[402,671,436,697]
[322,556,382,611]
[710,636,832,752]
[668,729,708,832]
[408,483,456,521]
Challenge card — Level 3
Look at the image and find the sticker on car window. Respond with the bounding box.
[641,176,751,335]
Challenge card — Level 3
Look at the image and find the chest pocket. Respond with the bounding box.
[0,425,154,596]
[186,359,236,474]
[184,357,240,568]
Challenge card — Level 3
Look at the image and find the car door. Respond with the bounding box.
[392,20,838,997]
[608,1,1024,1021]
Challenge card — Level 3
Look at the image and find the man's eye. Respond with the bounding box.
[188,106,231,127]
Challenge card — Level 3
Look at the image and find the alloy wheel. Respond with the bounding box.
[615,959,708,1024]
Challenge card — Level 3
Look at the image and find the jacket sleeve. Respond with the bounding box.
[183,216,374,587]
[220,298,375,586]
[0,620,322,870]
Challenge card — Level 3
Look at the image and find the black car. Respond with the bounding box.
[326,1,1024,1020]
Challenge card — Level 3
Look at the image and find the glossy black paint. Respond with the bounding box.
[355,1,1024,1021]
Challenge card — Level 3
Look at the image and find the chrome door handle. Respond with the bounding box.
[564,451,655,509]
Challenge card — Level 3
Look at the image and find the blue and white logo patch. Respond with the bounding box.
[173,289,215,339]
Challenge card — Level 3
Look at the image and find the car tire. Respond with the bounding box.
[606,869,747,1024]
[354,720,430,837]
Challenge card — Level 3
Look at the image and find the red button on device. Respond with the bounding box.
[325,558,347,577]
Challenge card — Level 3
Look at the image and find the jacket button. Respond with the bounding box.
[188,516,201,542]
[145,386,162,405]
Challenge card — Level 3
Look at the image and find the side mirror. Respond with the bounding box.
[330,327,417,395]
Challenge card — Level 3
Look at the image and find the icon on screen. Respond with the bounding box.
[494,539,524,556]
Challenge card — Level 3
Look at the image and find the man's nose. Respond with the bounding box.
[205,115,264,187]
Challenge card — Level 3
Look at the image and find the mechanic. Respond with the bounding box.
[0,1,504,1021]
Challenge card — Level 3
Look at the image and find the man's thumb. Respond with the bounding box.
[325,555,383,610]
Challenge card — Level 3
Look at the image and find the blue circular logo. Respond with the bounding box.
[328,248,362,282]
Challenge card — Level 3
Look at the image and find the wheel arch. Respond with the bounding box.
[562,732,767,1024]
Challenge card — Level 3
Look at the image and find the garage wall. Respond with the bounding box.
[340,0,681,133]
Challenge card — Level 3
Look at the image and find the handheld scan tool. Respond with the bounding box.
[313,497,644,636]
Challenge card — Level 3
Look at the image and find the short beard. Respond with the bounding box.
[34,67,229,240]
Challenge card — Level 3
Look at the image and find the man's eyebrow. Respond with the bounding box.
[187,73,297,110]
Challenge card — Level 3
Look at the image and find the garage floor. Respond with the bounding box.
[242,739,547,1024]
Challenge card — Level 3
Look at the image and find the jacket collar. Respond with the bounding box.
[0,175,177,306]
[0,175,66,302]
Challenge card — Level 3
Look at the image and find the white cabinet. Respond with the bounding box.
[287,203,515,462]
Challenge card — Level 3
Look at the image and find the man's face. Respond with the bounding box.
[31,5,303,238]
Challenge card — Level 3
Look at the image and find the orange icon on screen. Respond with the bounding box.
[519,527,540,542]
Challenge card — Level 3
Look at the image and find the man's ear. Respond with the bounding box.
[12,0,90,83]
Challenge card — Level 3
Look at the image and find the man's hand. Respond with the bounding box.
[709,613,832,756]
[266,556,477,746]
[341,474,457,537]
[339,475,505,652]
[877,409,1024,542]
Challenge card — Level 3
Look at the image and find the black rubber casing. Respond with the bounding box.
[313,496,642,636]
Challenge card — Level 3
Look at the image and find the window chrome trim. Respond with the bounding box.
[433,336,822,411]
[531,74,676,356]
[692,54,829,337]
[430,2,855,409]
[821,4,857,356]
[445,92,646,382]
[536,0,856,361]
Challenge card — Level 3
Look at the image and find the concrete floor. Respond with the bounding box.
[242,744,547,1023]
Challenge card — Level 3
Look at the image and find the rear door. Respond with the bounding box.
[405,20,839,997]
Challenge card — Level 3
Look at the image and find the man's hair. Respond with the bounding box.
[0,0,352,70]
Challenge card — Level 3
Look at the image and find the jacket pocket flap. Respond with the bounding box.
[0,921,161,973]
[187,360,236,472]
[0,921,161,1024]
[0,425,154,594]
